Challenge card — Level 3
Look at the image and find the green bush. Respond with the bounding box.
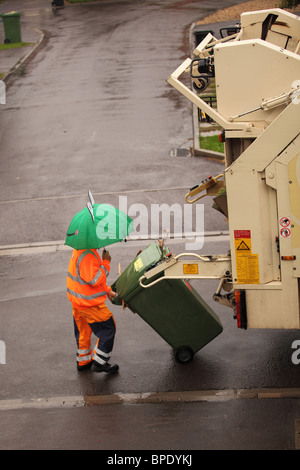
[279,0,300,8]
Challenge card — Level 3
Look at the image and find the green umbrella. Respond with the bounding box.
[65,191,134,250]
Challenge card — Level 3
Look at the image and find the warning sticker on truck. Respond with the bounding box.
[183,264,199,275]
[279,216,291,238]
[234,230,260,284]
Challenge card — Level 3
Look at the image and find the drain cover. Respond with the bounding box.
[170,148,191,157]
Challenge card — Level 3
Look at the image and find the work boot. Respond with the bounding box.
[92,362,119,374]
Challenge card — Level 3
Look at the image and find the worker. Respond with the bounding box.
[67,247,119,373]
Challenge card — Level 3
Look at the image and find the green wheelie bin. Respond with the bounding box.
[112,243,223,363]
[0,12,22,44]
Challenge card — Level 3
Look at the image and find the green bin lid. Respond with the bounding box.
[112,242,169,303]
[0,11,22,17]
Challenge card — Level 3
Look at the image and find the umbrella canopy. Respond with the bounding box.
[65,195,133,250]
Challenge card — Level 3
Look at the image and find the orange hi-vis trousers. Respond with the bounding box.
[72,303,116,368]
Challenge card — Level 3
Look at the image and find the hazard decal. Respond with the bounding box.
[279,217,291,238]
[234,230,259,284]
[236,240,251,251]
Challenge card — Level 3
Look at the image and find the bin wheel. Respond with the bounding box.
[175,346,194,364]
[4,39,10,44]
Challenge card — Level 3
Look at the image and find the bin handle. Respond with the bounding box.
[139,274,170,289]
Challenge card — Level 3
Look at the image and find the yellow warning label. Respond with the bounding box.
[134,258,144,272]
[235,238,251,253]
[234,236,259,284]
[183,263,199,275]
[236,240,251,251]
[236,254,260,284]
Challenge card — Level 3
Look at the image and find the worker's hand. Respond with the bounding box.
[102,249,111,262]
[107,290,117,302]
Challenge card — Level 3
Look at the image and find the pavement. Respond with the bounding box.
[0,17,44,83]
[1,1,300,453]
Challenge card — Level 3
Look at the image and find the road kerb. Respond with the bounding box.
[84,388,300,406]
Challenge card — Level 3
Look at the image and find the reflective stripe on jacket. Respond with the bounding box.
[67,249,111,309]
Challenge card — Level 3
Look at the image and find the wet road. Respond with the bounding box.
[0,0,243,245]
[0,0,300,451]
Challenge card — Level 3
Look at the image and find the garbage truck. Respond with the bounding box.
[113,8,300,362]
[166,8,300,330]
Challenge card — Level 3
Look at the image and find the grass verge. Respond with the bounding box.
[199,134,224,154]
[0,42,33,50]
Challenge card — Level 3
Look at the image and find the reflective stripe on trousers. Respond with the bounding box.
[92,345,112,365]
[77,348,92,364]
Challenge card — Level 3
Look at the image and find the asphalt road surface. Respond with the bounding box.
[0,0,299,451]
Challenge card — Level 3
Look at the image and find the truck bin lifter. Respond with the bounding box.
[140,9,300,331]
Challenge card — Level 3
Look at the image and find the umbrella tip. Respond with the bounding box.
[88,190,95,206]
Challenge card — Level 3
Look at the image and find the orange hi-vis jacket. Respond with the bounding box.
[67,249,112,310]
